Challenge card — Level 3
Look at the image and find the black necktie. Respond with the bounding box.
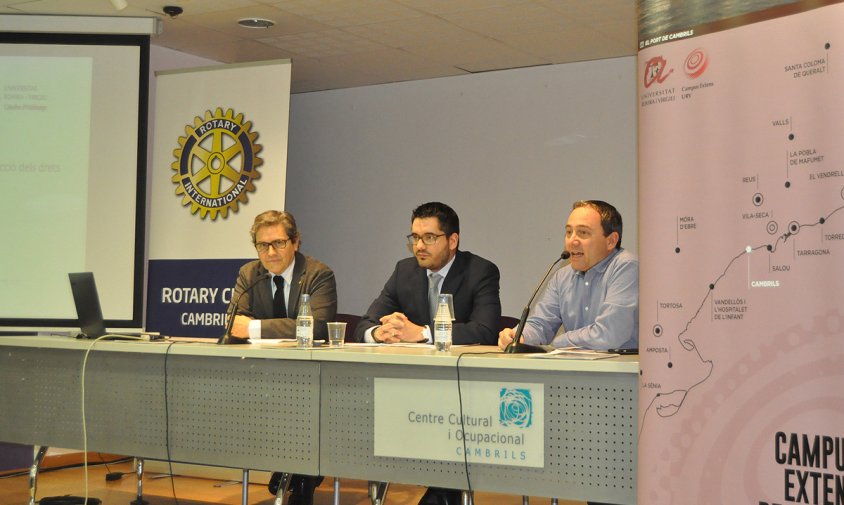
[273,276,287,318]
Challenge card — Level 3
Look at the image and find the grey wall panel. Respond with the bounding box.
[287,57,637,319]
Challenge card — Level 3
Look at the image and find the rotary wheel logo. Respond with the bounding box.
[171,108,262,220]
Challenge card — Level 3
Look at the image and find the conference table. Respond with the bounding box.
[0,336,638,504]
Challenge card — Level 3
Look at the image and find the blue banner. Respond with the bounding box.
[146,258,249,338]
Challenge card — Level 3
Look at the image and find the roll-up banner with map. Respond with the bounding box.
[638,1,844,503]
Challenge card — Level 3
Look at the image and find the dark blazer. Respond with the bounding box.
[230,252,337,340]
[353,250,501,345]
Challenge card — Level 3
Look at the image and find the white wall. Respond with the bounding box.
[286,57,637,317]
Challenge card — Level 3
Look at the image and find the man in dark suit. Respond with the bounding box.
[228,210,336,505]
[353,201,500,346]
[229,210,337,341]
[353,201,501,505]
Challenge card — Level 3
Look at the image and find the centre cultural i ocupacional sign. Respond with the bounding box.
[374,378,544,467]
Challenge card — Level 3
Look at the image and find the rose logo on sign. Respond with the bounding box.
[499,388,533,428]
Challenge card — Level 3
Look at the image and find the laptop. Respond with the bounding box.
[68,272,107,339]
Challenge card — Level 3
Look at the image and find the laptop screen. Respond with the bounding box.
[68,272,106,339]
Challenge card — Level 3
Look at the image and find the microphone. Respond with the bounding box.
[505,250,571,354]
[218,273,271,345]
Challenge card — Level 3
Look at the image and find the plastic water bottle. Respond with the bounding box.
[433,301,452,352]
[296,294,314,348]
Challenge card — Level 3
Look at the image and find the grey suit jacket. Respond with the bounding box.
[230,252,337,340]
[352,250,501,345]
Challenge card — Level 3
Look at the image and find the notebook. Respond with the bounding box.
[68,272,107,339]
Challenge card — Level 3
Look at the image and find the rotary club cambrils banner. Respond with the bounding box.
[147,60,291,337]
[638,2,844,504]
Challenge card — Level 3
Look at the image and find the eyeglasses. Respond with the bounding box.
[406,233,445,246]
[255,239,291,253]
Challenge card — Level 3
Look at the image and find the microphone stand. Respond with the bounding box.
[505,251,571,354]
[218,273,270,345]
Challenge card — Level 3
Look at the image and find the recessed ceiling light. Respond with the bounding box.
[237,18,275,29]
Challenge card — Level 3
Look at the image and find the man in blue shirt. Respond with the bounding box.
[498,200,638,351]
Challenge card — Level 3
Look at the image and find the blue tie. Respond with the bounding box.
[428,273,442,323]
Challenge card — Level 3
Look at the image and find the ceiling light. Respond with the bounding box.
[238,18,275,29]
[109,0,128,10]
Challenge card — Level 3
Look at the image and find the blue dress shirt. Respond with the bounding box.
[522,248,639,349]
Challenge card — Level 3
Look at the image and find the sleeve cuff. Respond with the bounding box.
[248,319,262,339]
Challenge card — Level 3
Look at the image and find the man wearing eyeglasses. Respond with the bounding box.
[353,201,501,346]
[353,202,500,505]
[228,210,337,342]
[230,211,336,505]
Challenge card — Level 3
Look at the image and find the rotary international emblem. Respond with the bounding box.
[171,108,262,219]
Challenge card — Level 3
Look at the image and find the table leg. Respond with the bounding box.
[333,477,340,505]
[129,457,148,505]
[368,481,389,505]
[28,446,48,505]
[273,472,292,505]
[241,469,249,505]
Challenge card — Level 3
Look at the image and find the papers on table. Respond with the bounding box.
[253,338,296,344]
[529,347,620,360]
[252,339,325,347]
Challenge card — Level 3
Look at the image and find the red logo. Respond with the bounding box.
[684,49,708,78]
[644,56,673,88]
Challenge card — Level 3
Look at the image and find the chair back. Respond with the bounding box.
[333,313,361,342]
[498,315,520,333]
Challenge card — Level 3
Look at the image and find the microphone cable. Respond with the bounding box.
[80,335,187,505]
[162,339,181,505]
[0,456,131,480]
[81,335,145,505]
[454,349,507,499]
[100,452,134,481]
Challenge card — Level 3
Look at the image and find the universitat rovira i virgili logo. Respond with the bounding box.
[171,107,263,220]
[499,388,533,428]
